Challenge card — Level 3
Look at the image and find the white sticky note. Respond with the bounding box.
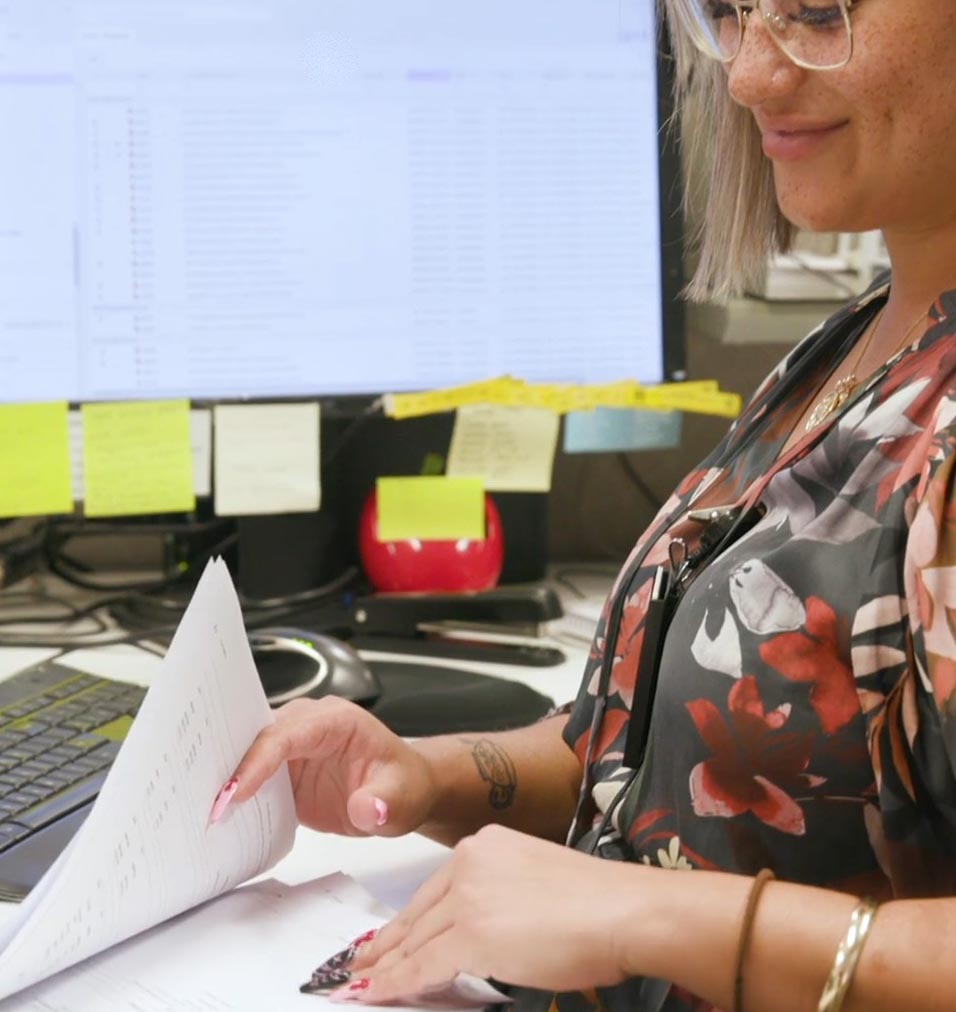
[70,408,215,501]
[446,404,560,493]
[213,403,321,516]
[563,408,683,454]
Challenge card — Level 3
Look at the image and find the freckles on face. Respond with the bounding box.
[737,2,956,235]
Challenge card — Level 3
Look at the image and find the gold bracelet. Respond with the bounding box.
[733,868,775,1012]
[817,898,879,1012]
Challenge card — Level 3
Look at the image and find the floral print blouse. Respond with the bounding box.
[511,278,956,1012]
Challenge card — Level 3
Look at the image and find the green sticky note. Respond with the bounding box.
[377,476,485,541]
[82,400,195,517]
[0,403,73,518]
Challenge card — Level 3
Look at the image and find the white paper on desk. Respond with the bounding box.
[0,557,297,1002]
[4,873,506,1012]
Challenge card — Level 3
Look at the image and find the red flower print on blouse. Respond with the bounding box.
[686,676,817,836]
[760,596,858,735]
[607,579,654,705]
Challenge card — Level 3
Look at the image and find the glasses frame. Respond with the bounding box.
[703,0,861,72]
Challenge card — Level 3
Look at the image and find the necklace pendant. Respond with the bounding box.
[805,375,857,432]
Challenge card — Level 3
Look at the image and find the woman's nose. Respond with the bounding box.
[727,9,806,108]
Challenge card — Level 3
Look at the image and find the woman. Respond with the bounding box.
[214,1,956,1008]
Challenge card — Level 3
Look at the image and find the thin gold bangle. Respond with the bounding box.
[817,898,879,1012]
[733,869,775,1012]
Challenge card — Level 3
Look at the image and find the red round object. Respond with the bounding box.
[358,490,505,592]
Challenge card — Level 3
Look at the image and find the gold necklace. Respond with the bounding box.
[804,303,927,432]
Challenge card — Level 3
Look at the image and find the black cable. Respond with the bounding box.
[43,526,238,594]
[0,591,72,608]
[47,516,231,537]
[0,521,238,637]
[0,608,110,632]
[237,564,360,610]
[586,767,641,855]
[0,587,133,632]
[617,453,664,512]
[125,562,359,616]
[0,623,183,650]
[0,582,356,649]
[0,562,362,649]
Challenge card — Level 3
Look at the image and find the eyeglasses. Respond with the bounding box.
[674,0,863,71]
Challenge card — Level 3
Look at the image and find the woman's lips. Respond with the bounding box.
[760,121,849,161]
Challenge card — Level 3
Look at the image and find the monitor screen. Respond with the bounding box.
[1,0,681,406]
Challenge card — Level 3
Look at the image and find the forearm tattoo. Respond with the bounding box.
[462,738,518,810]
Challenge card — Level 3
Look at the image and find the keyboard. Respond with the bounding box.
[0,659,145,901]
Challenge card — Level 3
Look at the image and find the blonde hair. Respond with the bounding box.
[662,0,795,300]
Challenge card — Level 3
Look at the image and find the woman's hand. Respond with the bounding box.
[222,697,437,836]
[338,824,645,1002]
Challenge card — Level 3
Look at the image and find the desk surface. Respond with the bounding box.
[0,575,603,1009]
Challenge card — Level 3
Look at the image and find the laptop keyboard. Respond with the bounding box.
[0,662,144,859]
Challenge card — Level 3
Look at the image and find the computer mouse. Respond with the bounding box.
[247,628,382,707]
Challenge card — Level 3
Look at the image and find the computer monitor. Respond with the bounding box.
[1,0,683,407]
[2,1,685,596]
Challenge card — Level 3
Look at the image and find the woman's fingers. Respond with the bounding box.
[350,860,455,972]
[219,697,355,803]
[334,930,461,1006]
[355,894,455,982]
[339,826,645,1003]
[210,695,434,837]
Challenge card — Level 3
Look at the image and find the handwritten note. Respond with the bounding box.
[0,403,73,518]
[446,404,560,493]
[81,401,194,517]
[213,404,321,516]
[376,476,485,541]
[70,409,212,503]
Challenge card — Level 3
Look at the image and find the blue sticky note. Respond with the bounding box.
[563,408,682,454]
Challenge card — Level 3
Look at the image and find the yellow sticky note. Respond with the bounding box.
[82,400,195,517]
[0,403,73,518]
[385,377,522,419]
[447,405,560,493]
[377,476,485,541]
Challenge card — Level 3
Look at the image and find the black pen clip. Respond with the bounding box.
[622,563,675,771]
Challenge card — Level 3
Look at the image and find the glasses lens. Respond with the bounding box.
[761,0,852,69]
[677,0,743,61]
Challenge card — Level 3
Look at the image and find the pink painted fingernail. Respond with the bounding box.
[352,929,377,949]
[329,978,370,1003]
[210,777,239,824]
[373,798,388,827]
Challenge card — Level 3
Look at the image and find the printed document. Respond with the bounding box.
[0,558,296,1002]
